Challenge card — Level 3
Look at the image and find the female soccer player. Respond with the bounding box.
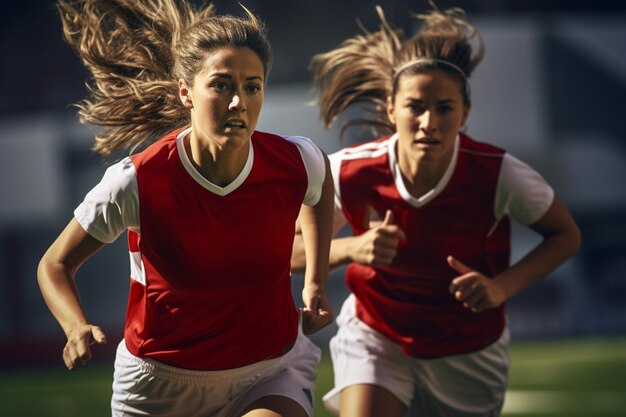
[292,3,581,417]
[38,1,333,416]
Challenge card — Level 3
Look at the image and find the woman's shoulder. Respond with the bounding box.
[330,135,393,161]
[252,130,318,154]
[130,128,186,166]
[458,132,507,158]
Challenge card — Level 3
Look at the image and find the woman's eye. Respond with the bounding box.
[246,85,261,94]
[212,82,229,93]
[409,104,424,114]
[438,106,453,114]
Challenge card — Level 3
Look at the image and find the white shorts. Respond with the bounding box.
[323,295,510,417]
[112,319,321,417]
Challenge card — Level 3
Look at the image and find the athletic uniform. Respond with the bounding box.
[74,127,325,417]
[324,132,554,416]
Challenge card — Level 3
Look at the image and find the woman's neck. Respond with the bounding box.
[397,147,452,199]
[185,132,250,187]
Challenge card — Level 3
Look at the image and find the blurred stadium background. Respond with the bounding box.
[1,0,625,415]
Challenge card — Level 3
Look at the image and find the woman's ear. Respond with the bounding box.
[179,80,193,109]
[386,96,396,126]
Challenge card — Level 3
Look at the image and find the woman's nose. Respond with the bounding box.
[419,110,436,132]
[228,94,244,111]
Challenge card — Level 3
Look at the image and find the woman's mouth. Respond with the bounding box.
[225,119,246,129]
[414,137,440,146]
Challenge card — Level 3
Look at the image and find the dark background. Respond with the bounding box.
[3,0,626,116]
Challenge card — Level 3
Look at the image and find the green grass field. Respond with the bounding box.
[2,337,625,417]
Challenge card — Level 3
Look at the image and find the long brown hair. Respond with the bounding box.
[311,1,484,139]
[57,0,271,155]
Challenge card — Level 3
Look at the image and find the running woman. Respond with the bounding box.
[38,1,334,416]
[292,3,580,416]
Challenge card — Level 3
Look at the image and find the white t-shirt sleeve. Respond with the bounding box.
[495,153,554,226]
[73,157,140,243]
[286,136,326,206]
[329,150,348,236]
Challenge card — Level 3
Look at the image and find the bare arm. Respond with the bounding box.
[449,196,581,312]
[37,218,108,370]
[298,155,334,334]
[292,228,355,273]
[292,209,406,273]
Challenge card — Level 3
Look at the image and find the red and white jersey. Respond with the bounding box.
[74,127,326,370]
[330,132,554,358]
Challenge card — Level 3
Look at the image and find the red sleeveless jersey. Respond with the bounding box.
[338,133,509,358]
[124,129,307,369]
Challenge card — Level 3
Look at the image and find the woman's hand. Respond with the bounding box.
[447,256,507,313]
[350,209,406,266]
[300,285,333,335]
[63,324,107,370]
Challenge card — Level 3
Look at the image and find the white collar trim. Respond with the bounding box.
[175,127,254,196]
[388,133,459,208]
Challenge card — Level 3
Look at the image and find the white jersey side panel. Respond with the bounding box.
[285,135,326,206]
[73,157,140,243]
[495,153,554,225]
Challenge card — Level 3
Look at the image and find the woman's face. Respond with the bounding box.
[179,46,265,151]
[387,69,469,166]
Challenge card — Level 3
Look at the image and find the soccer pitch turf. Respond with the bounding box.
[1,337,625,417]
